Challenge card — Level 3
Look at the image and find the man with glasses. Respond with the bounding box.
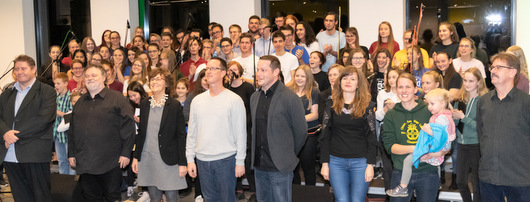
[280,25,309,65]
[220,38,240,62]
[476,52,530,202]
[255,18,275,57]
[392,30,430,69]
[187,57,246,202]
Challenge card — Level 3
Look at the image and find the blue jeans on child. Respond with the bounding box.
[329,155,369,202]
[55,138,76,175]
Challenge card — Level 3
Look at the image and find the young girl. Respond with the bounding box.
[386,88,456,197]
[175,78,189,107]
[287,65,319,186]
[452,37,486,78]
[147,43,161,69]
[81,37,97,63]
[369,22,400,58]
[347,49,372,78]
[429,22,459,66]
[112,48,127,82]
[340,27,369,60]
[99,46,111,61]
[370,49,391,102]
[435,52,463,100]
[308,51,330,91]
[404,45,429,93]
[123,59,151,95]
[452,68,487,202]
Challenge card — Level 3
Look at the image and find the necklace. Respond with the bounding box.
[150,94,168,108]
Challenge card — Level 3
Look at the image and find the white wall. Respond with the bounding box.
[90,0,139,46]
[209,0,261,38]
[0,0,36,87]
[516,0,530,75]
[349,0,406,50]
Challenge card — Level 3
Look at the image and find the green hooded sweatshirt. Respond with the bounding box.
[382,101,437,173]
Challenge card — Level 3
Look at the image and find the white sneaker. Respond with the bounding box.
[127,186,134,197]
[195,195,203,202]
[137,191,150,202]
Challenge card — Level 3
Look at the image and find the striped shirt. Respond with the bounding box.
[54,91,72,143]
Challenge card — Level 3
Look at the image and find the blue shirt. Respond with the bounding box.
[5,78,37,163]
[285,44,309,65]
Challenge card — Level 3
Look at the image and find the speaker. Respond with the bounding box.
[292,184,334,202]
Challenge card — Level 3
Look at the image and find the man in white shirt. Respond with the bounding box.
[233,33,260,85]
[316,11,346,72]
[272,31,298,83]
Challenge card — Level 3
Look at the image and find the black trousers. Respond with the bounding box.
[4,162,52,202]
[293,134,318,185]
[79,166,122,201]
[456,143,480,202]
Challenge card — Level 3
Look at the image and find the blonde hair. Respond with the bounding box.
[332,66,371,118]
[457,37,476,58]
[287,65,317,110]
[425,88,452,111]
[454,67,488,103]
[374,21,397,57]
[422,70,444,90]
[506,45,529,80]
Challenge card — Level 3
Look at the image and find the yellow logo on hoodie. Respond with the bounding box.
[400,120,422,144]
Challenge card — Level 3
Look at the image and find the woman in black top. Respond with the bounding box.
[435,52,463,100]
[309,51,330,91]
[369,49,391,102]
[320,66,377,202]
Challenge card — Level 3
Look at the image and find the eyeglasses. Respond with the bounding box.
[489,65,514,71]
[221,45,231,48]
[212,31,221,35]
[459,45,472,48]
[148,50,158,53]
[205,67,225,71]
[352,57,364,60]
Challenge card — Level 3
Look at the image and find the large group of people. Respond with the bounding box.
[0,10,529,202]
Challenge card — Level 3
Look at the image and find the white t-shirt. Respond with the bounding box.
[452,58,486,78]
[300,41,321,55]
[232,55,260,80]
[316,30,346,72]
[273,52,299,83]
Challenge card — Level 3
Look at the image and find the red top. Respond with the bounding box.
[369,41,400,57]
[68,79,87,94]
[179,57,207,77]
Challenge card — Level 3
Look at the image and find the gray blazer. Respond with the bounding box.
[250,81,307,173]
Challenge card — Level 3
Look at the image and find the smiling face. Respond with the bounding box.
[256,59,279,90]
[345,31,356,46]
[458,39,472,57]
[463,72,479,93]
[14,61,36,87]
[435,53,452,73]
[128,90,141,104]
[281,30,294,45]
[296,24,305,41]
[294,69,307,89]
[113,50,124,64]
[221,41,232,55]
[438,24,453,42]
[71,62,84,77]
[86,39,95,52]
[342,52,349,65]
[421,74,439,94]
[84,67,105,94]
[175,82,188,98]
[249,19,259,33]
[239,37,252,54]
[351,52,365,68]
[132,60,143,75]
[149,74,167,95]
[74,52,85,63]
[328,67,340,87]
[340,72,358,93]
[397,77,417,104]
[205,59,226,85]
[134,37,145,50]
[376,52,389,70]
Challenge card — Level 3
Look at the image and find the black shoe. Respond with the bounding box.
[449,174,458,190]
[248,193,257,202]
[179,188,192,198]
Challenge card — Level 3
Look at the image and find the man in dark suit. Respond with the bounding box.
[250,55,307,202]
[0,54,57,202]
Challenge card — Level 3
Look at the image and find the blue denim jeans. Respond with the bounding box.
[254,168,293,202]
[480,180,530,202]
[196,154,236,202]
[390,169,439,202]
[328,155,369,202]
[54,139,76,175]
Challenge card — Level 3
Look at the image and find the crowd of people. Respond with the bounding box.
[0,10,529,202]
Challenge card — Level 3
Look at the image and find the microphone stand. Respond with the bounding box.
[40,30,76,78]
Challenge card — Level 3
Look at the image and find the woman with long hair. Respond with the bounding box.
[340,27,369,61]
[132,35,147,52]
[320,66,377,202]
[429,22,460,65]
[295,21,320,54]
[123,58,151,95]
[403,45,429,92]
[435,52,463,100]
[420,71,444,100]
[452,67,488,202]
[506,45,530,93]
[112,48,127,82]
[369,22,400,58]
[81,37,97,63]
[99,46,111,61]
[284,14,299,30]
[347,49,372,78]
[370,49,392,102]
[318,64,344,123]
[132,68,187,202]
[287,65,320,186]
[453,37,486,77]
[309,51,330,91]
[99,30,112,48]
